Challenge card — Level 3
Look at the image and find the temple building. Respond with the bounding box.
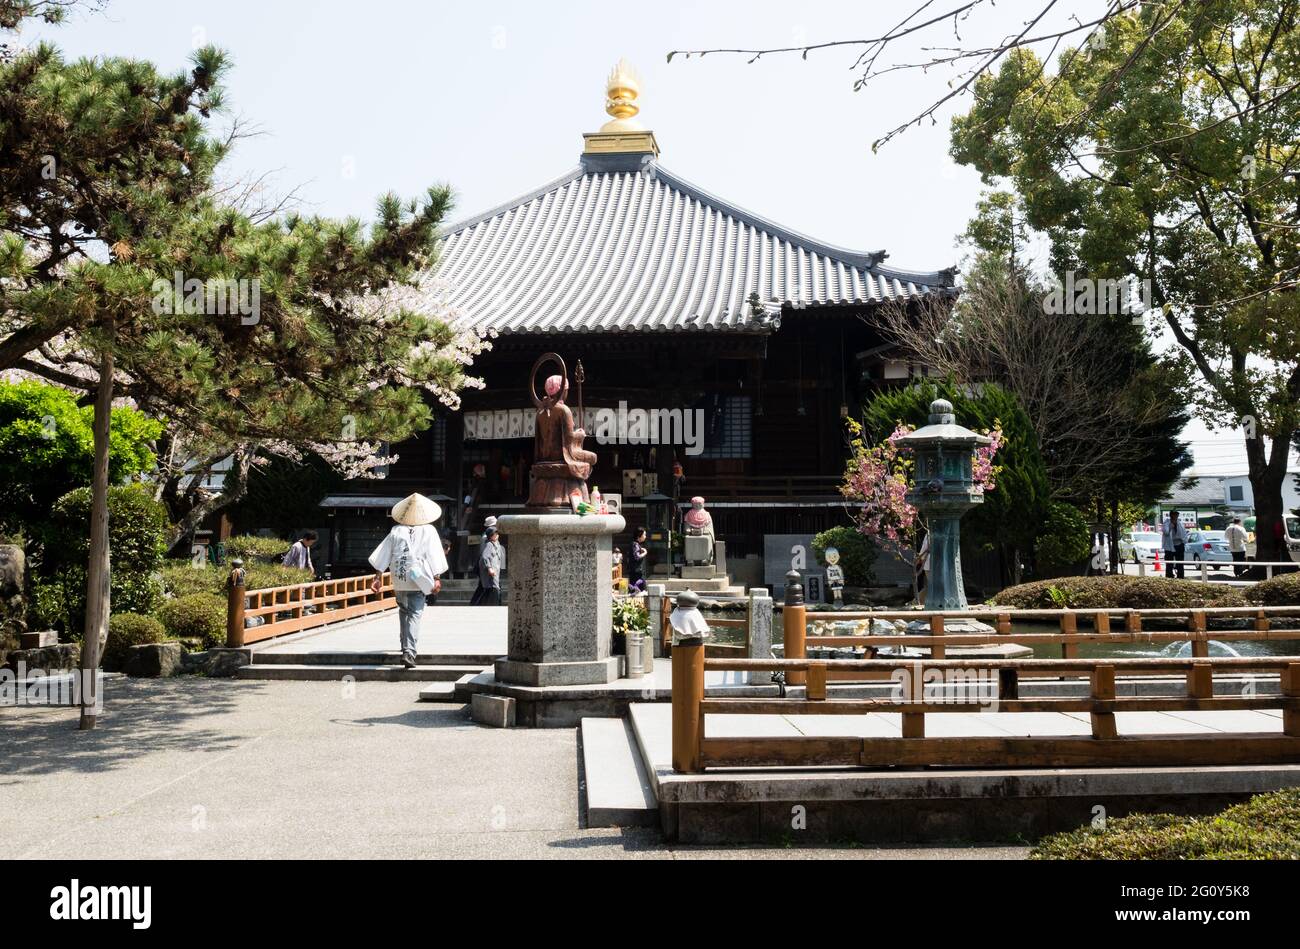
[321,61,955,590]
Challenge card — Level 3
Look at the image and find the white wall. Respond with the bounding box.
[1220,472,1300,513]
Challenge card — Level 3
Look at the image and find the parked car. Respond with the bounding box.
[1242,515,1300,558]
[1186,530,1232,569]
[1119,531,1162,564]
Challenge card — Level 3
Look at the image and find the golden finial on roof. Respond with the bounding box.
[582,58,659,159]
[601,58,644,132]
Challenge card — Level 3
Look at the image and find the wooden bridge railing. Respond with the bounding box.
[669,649,1300,773]
[784,604,1300,681]
[225,562,396,647]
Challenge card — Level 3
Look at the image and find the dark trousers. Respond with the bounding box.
[1232,551,1247,576]
[469,582,485,606]
[477,586,500,606]
[1165,544,1185,579]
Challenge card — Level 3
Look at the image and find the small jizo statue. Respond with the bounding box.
[682,495,715,565]
[527,353,598,510]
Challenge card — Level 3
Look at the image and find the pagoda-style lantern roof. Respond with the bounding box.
[894,399,991,449]
[414,61,956,337]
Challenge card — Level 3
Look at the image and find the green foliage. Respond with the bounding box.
[159,561,310,598]
[1032,789,1300,860]
[157,593,226,649]
[990,576,1246,610]
[1248,572,1300,606]
[1035,502,1093,576]
[33,484,169,636]
[812,526,876,587]
[222,534,291,564]
[0,380,161,532]
[104,612,166,668]
[949,4,1300,553]
[861,380,1049,573]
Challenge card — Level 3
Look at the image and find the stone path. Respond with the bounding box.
[253,604,507,658]
[0,678,1027,859]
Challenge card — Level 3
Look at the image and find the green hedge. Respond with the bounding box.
[32,484,170,637]
[223,534,292,564]
[1032,788,1300,859]
[1249,571,1300,606]
[812,526,877,587]
[990,575,1247,609]
[157,593,227,649]
[160,562,310,598]
[105,612,166,668]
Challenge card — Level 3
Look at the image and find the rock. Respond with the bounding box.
[181,647,250,677]
[123,642,183,678]
[0,545,23,598]
[0,545,26,649]
[470,693,516,728]
[5,643,80,673]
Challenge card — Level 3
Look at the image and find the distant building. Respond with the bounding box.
[1220,471,1300,515]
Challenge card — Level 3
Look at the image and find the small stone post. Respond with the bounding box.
[746,587,773,685]
[226,560,246,649]
[784,569,806,687]
[646,583,667,657]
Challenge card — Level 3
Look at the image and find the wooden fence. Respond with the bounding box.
[669,593,1300,773]
[671,649,1300,772]
[225,562,395,647]
[785,604,1300,682]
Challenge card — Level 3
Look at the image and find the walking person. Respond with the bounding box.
[1163,510,1188,579]
[368,493,448,669]
[1226,516,1249,576]
[476,525,503,606]
[469,516,497,605]
[282,530,317,574]
[627,527,649,593]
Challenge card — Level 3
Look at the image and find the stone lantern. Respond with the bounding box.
[894,398,990,612]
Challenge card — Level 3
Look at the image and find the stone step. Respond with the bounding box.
[418,673,480,702]
[250,651,500,666]
[236,664,487,682]
[580,717,657,827]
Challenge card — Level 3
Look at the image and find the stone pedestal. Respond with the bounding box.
[495,513,626,687]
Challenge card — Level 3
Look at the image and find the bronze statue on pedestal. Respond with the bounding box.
[527,352,598,510]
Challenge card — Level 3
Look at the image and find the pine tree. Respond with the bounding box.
[1,5,485,727]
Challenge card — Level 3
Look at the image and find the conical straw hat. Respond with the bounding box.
[391,493,442,526]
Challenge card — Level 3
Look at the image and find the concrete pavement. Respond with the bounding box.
[0,678,1027,859]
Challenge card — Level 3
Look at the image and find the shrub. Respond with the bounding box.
[34,484,169,636]
[105,612,166,668]
[157,593,227,649]
[990,575,1246,610]
[812,526,877,587]
[160,561,311,598]
[1034,501,1092,576]
[0,379,160,532]
[1031,788,1300,860]
[223,534,291,564]
[1248,571,1300,606]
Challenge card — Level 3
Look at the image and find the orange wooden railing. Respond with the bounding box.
[225,563,396,647]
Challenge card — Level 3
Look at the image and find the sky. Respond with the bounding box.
[22,0,1297,478]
